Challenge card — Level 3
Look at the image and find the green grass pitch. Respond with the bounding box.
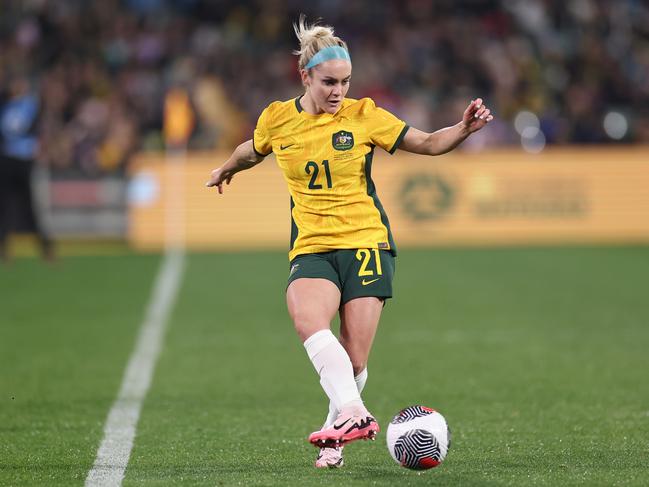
[1,246,648,486]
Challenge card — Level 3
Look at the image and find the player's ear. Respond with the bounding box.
[299,68,310,87]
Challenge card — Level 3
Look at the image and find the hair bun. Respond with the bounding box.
[293,15,348,70]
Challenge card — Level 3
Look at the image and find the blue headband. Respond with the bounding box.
[305,46,351,69]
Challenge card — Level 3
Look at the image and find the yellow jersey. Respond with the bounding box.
[253,96,409,261]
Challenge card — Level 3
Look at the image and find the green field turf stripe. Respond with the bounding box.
[120,247,649,486]
[85,250,185,486]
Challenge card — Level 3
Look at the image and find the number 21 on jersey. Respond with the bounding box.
[305,160,332,189]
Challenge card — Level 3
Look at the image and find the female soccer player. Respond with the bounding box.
[207,17,493,468]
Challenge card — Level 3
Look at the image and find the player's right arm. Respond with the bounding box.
[206,139,265,194]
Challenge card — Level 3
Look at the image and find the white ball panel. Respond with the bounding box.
[386,407,450,467]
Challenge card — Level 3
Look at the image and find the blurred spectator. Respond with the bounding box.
[0,73,54,262]
[0,0,647,177]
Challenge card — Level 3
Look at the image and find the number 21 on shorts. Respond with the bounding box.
[356,249,383,277]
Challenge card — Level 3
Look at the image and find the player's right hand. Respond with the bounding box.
[206,167,232,194]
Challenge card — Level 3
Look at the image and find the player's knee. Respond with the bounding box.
[292,315,328,342]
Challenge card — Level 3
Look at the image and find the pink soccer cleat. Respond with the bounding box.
[315,446,344,468]
[308,409,380,447]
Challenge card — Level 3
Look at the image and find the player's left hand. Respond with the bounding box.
[461,98,494,133]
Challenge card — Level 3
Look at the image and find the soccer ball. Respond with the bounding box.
[386,405,451,470]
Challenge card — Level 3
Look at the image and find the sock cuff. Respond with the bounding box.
[303,329,337,360]
[354,368,368,382]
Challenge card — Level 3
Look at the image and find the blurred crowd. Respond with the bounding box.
[1,0,648,176]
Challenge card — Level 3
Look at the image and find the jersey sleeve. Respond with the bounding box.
[365,100,410,154]
[253,105,273,156]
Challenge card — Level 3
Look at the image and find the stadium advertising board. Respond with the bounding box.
[128,147,649,250]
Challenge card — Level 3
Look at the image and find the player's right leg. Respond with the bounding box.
[286,256,377,449]
[307,297,385,448]
[315,368,368,467]
[308,404,379,448]
[287,277,367,417]
[310,249,395,450]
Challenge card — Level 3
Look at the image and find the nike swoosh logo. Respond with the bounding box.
[280,143,295,150]
[362,278,380,286]
[344,416,376,433]
[333,418,352,430]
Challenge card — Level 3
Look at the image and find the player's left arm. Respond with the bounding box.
[399,98,493,156]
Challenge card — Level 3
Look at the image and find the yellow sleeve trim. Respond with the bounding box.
[389,124,410,154]
[252,138,271,157]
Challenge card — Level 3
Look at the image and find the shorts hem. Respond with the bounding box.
[286,275,342,293]
[341,293,392,305]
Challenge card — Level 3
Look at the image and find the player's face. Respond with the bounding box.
[303,59,351,114]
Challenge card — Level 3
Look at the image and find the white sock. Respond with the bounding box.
[324,368,368,428]
[304,330,362,415]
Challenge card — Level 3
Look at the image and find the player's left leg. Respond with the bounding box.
[322,297,382,425]
[323,248,394,423]
[309,250,393,451]
[307,298,382,449]
[339,297,383,376]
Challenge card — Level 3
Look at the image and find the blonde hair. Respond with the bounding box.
[293,15,348,70]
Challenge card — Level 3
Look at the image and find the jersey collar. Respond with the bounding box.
[296,96,347,119]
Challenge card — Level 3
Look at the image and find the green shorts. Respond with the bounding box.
[287,249,395,304]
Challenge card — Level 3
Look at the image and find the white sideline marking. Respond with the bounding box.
[85,249,185,486]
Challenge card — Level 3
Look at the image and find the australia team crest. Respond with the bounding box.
[332,130,354,151]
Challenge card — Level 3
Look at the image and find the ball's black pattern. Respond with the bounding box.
[390,405,434,424]
[393,428,442,470]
